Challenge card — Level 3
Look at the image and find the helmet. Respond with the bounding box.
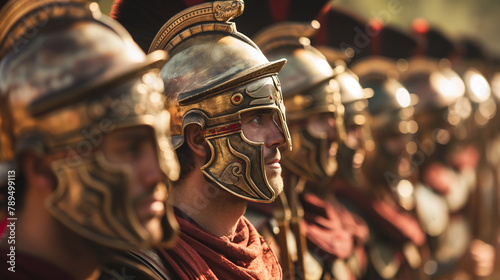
[318,51,375,181]
[351,57,418,199]
[251,21,346,183]
[347,21,420,209]
[453,38,496,137]
[114,0,292,203]
[313,7,376,180]
[402,20,468,152]
[0,0,179,250]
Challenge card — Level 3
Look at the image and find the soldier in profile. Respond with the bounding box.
[112,0,290,278]
[235,2,371,279]
[315,6,429,280]
[0,0,179,279]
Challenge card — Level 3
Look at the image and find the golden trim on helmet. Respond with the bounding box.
[0,0,94,59]
[149,0,244,53]
[0,0,179,251]
[148,0,291,202]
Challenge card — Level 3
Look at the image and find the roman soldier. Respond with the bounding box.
[112,1,291,279]
[0,0,179,279]
[315,6,429,280]
[236,2,371,279]
[401,19,493,279]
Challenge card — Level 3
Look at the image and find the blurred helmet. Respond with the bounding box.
[490,57,500,103]
[114,0,291,203]
[346,20,420,210]
[321,52,375,179]
[453,38,496,135]
[351,59,417,173]
[402,20,468,148]
[313,6,376,180]
[251,21,346,183]
[0,0,179,250]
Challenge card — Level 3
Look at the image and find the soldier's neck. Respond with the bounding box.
[172,172,248,238]
[13,187,101,280]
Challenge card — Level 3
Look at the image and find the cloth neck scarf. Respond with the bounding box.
[160,209,282,280]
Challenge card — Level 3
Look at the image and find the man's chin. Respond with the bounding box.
[267,174,284,196]
[142,218,163,244]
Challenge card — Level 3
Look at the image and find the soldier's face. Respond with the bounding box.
[307,112,339,152]
[102,125,167,243]
[306,111,339,177]
[241,109,286,195]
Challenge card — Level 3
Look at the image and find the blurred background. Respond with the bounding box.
[96,0,500,56]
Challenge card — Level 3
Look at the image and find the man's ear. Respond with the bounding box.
[21,152,57,193]
[185,124,208,158]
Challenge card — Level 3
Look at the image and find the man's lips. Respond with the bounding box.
[138,199,165,219]
[266,157,281,168]
[137,190,166,219]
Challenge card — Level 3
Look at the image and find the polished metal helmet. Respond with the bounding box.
[251,21,346,183]
[313,6,377,181]
[402,21,468,149]
[347,22,420,210]
[115,0,291,203]
[452,38,496,139]
[0,0,179,250]
[318,48,375,179]
[351,59,417,167]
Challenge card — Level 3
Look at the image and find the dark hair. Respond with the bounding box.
[173,142,196,185]
[173,138,211,186]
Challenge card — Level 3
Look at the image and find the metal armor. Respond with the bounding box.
[351,57,418,210]
[319,47,375,181]
[252,21,346,183]
[147,1,292,203]
[0,0,179,250]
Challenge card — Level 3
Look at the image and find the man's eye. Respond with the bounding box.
[251,116,262,124]
[118,142,141,156]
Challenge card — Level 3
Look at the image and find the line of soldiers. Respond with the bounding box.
[0,0,499,279]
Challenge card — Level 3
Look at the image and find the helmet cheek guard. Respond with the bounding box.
[172,74,291,202]
[143,1,292,203]
[252,22,346,182]
[0,0,180,250]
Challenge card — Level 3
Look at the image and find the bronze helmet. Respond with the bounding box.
[250,21,346,183]
[313,5,376,181]
[453,38,496,138]
[346,20,420,210]
[317,48,375,180]
[313,7,418,193]
[402,20,468,150]
[114,0,292,203]
[0,0,179,250]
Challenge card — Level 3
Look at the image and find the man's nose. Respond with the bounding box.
[267,119,286,148]
[140,143,164,188]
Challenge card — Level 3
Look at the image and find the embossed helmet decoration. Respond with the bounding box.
[0,0,179,250]
[114,0,292,203]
